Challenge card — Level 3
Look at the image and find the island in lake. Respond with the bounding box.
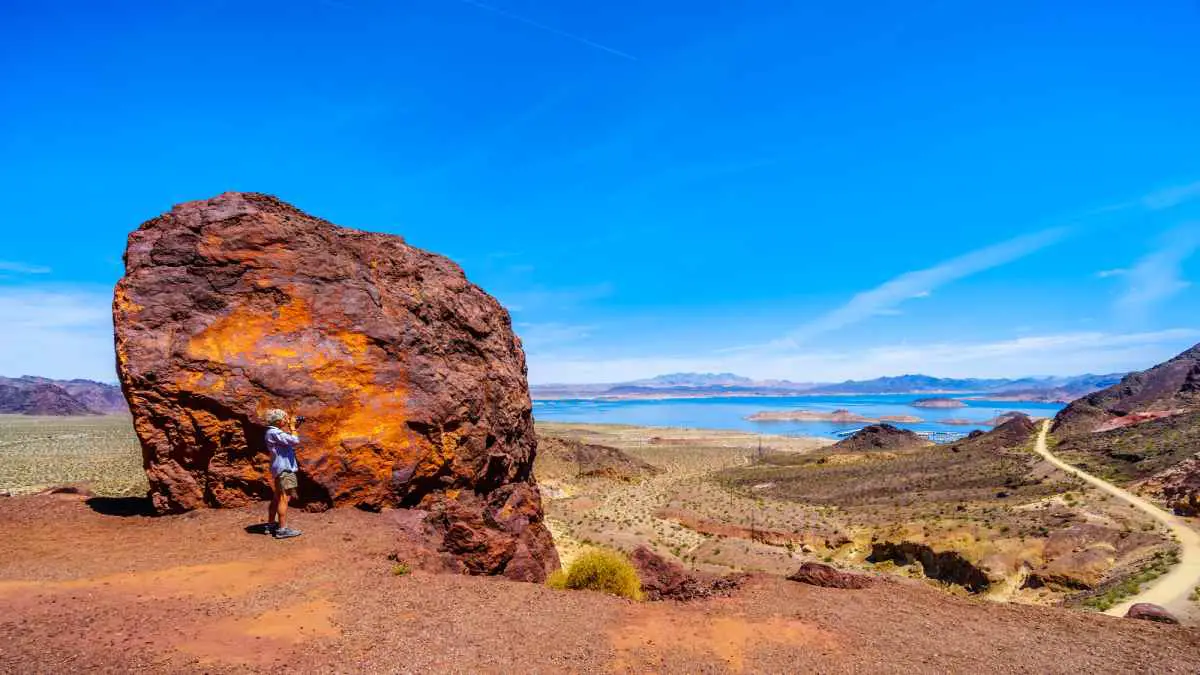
[910,397,967,409]
[746,409,923,424]
[941,412,1031,426]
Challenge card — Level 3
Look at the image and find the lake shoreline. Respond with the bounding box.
[533,393,1065,440]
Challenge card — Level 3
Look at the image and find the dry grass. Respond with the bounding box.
[546,547,643,600]
[0,415,145,496]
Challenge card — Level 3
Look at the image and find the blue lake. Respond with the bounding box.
[532,394,1065,439]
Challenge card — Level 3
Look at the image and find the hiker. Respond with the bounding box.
[264,408,303,539]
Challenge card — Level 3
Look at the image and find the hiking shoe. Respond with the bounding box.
[273,527,302,540]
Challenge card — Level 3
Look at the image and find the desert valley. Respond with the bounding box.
[1,194,1199,673]
[5,2,1200,670]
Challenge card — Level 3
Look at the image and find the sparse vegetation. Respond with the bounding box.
[1054,411,1200,486]
[391,562,412,576]
[546,547,643,601]
[0,415,144,496]
[1082,549,1180,611]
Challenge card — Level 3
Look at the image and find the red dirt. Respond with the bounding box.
[1094,410,1188,432]
[4,493,1200,673]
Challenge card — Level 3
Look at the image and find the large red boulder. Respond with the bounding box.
[113,192,558,581]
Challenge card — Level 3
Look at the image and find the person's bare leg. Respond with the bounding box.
[276,486,289,531]
[267,482,278,529]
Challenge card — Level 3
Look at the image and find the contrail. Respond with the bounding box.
[454,0,637,61]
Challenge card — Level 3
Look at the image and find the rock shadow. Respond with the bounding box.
[85,496,157,517]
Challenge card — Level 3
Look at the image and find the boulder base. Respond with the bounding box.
[114,192,558,581]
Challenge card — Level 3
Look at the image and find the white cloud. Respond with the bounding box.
[0,261,51,274]
[1095,268,1127,279]
[1115,224,1200,322]
[528,329,1200,383]
[750,227,1068,350]
[0,287,116,381]
[1142,180,1200,210]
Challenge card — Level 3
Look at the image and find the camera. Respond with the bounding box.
[295,415,307,427]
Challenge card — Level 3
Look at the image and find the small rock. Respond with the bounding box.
[1124,603,1179,625]
[787,562,873,589]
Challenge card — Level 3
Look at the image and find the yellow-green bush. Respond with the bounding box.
[546,548,643,600]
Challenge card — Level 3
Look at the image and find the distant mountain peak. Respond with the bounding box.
[531,370,1125,401]
[629,372,757,387]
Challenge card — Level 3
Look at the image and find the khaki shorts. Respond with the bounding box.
[276,471,298,492]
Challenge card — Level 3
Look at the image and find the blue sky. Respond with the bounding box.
[2,0,1199,383]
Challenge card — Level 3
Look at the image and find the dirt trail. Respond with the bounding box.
[1033,420,1200,617]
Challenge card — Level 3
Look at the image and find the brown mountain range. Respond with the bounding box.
[0,376,126,416]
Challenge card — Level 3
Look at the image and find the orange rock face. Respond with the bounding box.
[114,192,558,580]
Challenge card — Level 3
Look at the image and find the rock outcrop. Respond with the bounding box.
[867,541,991,592]
[113,192,557,581]
[786,562,873,589]
[630,546,744,601]
[1141,453,1200,516]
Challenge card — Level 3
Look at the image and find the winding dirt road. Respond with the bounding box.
[1033,421,1200,618]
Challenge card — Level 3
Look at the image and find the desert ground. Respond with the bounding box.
[3,415,1200,673]
[537,422,1194,620]
[0,414,147,497]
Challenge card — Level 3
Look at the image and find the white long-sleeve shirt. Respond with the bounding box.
[265,426,300,477]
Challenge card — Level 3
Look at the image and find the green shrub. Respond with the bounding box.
[546,548,643,600]
[391,562,411,576]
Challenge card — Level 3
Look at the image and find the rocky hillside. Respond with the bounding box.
[953,413,1037,453]
[0,376,124,415]
[538,436,662,482]
[1051,342,1200,515]
[1054,411,1200,484]
[830,423,929,452]
[725,411,1045,508]
[1053,343,1200,436]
